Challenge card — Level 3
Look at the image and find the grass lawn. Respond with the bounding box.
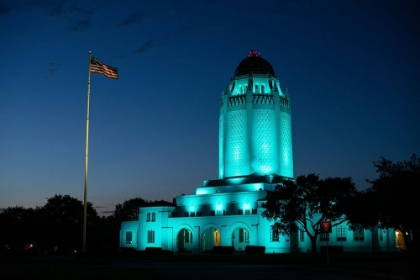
[0,251,413,279]
[0,258,160,280]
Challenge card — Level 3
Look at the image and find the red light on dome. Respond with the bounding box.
[248,50,261,57]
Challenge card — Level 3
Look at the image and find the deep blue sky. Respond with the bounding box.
[1,0,419,216]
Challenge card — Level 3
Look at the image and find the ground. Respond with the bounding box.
[0,251,413,279]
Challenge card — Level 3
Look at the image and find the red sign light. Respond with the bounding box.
[320,221,332,233]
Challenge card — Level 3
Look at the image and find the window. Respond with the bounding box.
[151,212,156,222]
[354,228,364,241]
[271,229,280,242]
[147,230,155,243]
[252,209,257,214]
[336,227,347,241]
[243,199,250,214]
[189,201,195,212]
[146,212,151,222]
[261,85,265,93]
[239,228,249,243]
[216,200,222,216]
[300,230,305,242]
[320,233,329,241]
[255,85,260,93]
[223,210,229,215]
[126,231,132,244]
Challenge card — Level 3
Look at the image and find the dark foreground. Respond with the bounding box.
[0,252,414,279]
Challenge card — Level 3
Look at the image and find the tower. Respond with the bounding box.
[219,50,293,179]
[119,51,397,255]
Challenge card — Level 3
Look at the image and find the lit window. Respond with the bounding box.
[271,229,280,242]
[126,231,132,244]
[354,228,364,241]
[336,227,347,241]
[147,230,155,243]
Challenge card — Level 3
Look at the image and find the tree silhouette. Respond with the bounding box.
[347,154,419,255]
[0,206,37,252]
[37,194,99,252]
[262,174,357,257]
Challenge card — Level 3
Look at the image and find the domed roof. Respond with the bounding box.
[234,50,275,76]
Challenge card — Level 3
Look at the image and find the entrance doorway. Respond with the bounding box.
[177,228,193,252]
[231,227,250,252]
[202,227,220,252]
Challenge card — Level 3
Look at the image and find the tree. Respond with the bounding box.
[345,188,378,230]
[0,206,38,252]
[37,194,99,252]
[113,197,150,221]
[261,174,357,257]
[348,154,420,254]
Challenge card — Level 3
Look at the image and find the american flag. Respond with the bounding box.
[90,57,119,79]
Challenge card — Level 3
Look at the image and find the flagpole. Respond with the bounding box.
[83,50,92,253]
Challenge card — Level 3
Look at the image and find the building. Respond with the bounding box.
[120,51,397,253]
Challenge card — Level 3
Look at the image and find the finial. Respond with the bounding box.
[248,50,261,57]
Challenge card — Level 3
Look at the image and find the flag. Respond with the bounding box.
[90,57,119,79]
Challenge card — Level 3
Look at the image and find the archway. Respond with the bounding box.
[231,227,250,252]
[177,228,193,252]
[202,227,220,252]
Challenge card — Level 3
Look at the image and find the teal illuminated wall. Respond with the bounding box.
[219,69,293,179]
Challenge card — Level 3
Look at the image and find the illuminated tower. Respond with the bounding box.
[219,50,293,179]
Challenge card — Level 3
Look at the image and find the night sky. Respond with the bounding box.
[1,0,419,216]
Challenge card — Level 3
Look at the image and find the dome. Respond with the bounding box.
[234,50,275,76]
